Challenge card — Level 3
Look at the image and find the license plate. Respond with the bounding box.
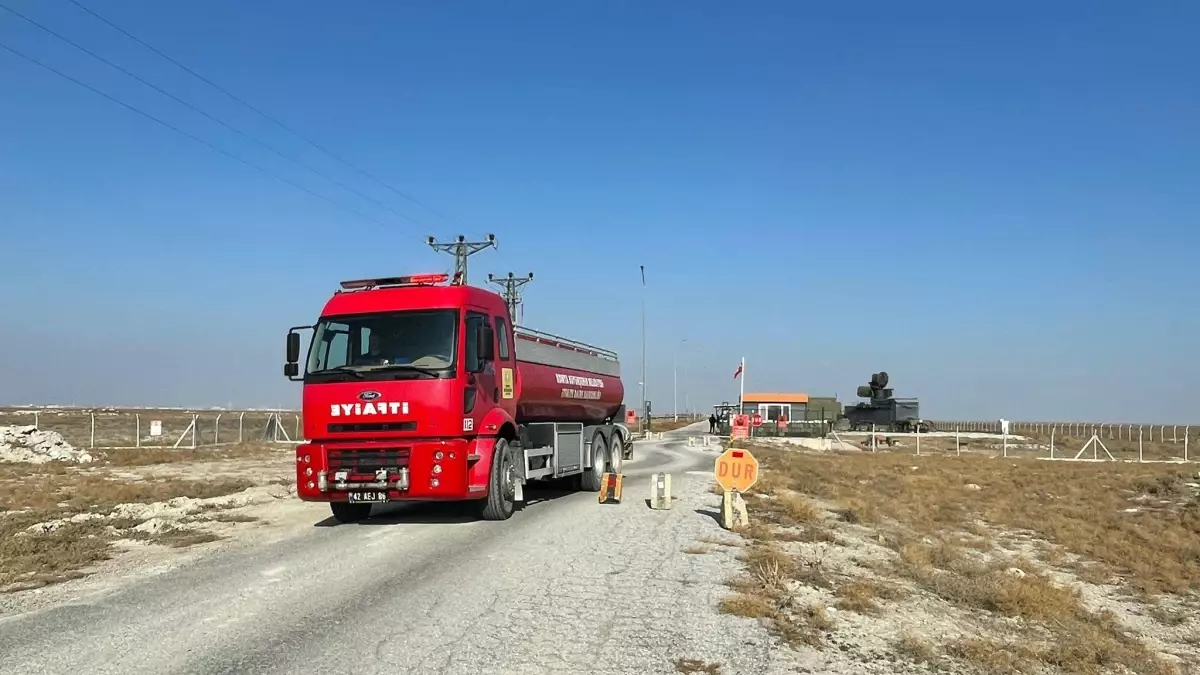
[347,491,388,503]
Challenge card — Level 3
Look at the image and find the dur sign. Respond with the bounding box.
[713,447,759,493]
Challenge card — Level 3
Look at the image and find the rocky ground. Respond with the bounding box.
[5,424,1196,674]
[0,425,94,464]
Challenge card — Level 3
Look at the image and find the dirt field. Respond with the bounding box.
[703,441,1200,674]
[0,407,302,450]
[0,442,294,593]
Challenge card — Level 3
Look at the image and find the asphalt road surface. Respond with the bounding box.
[0,424,805,675]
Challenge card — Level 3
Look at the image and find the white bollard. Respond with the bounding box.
[649,472,672,509]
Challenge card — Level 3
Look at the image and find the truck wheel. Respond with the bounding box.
[607,432,623,475]
[475,438,516,521]
[330,502,371,524]
[579,431,608,492]
[618,427,633,460]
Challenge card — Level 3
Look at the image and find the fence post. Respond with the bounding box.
[238,412,245,443]
[34,411,39,429]
[1050,428,1055,460]
[136,414,141,448]
[295,415,301,441]
[90,412,95,449]
[191,415,198,449]
[955,426,960,456]
[214,413,222,445]
[915,423,921,456]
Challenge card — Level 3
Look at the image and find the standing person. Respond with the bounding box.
[708,413,717,434]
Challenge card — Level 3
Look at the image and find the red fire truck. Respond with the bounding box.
[283,273,632,522]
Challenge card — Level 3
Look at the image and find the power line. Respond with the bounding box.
[0,41,394,229]
[0,1,421,228]
[65,0,460,228]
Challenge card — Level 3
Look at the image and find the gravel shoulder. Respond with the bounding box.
[0,424,819,675]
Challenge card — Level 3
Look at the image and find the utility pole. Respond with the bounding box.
[487,272,534,323]
[640,265,647,426]
[426,234,496,285]
[673,338,688,421]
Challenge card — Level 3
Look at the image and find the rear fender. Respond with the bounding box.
[467,407,517,493]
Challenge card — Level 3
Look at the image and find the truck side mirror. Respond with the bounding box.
[478,325,495,361]
[283,362,299,378]
[286,332,301,363]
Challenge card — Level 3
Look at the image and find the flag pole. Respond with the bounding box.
[738,356,745,411]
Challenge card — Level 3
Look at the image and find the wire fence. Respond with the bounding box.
[743,421,1198,464]
[9,408,1194,463]
[0,409,303,450]
[927,420,1200,444]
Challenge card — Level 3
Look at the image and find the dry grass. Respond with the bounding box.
[128,528,222,548]
[893,632,936,664]
[696,534,743,548]
[741,444,1200,597]
[720,441,1199,674]
[208,512,259,524]
[833,577,904,614]
[716,543,836,648]
[102,443,288,467]
[0,466,255,513]
[0,464,258,592]
[673,657,722,674]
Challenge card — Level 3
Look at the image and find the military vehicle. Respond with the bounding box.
[835,371,933,433]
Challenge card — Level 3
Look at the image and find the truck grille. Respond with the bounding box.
[327,421,417,433]
[327,448,411,472]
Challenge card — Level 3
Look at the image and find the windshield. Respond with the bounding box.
[305,309,459,381]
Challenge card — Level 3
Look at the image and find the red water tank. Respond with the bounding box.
[512,327,624,424]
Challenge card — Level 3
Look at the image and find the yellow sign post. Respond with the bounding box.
[714,447,758,529]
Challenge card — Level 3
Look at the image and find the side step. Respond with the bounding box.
[521,445,554,481]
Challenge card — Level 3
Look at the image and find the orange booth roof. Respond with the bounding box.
[743,392,809,404]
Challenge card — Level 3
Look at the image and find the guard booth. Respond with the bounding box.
[738,393,840,437]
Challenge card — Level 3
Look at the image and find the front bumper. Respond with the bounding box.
[295,438,473,502]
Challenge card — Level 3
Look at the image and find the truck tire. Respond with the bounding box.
[475,438,516,521]
[579,431,608,492]
[330,502,371,524]
[607,431,623,475]
[618,427,633,460]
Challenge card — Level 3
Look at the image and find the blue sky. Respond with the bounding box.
[1,0,1196,422]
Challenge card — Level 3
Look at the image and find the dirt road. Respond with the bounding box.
[0,424,810,675]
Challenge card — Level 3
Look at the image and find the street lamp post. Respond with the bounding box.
[673,338,688,421]
[640,265,647,424]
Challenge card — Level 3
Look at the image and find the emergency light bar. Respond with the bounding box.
[339,273,450,290]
